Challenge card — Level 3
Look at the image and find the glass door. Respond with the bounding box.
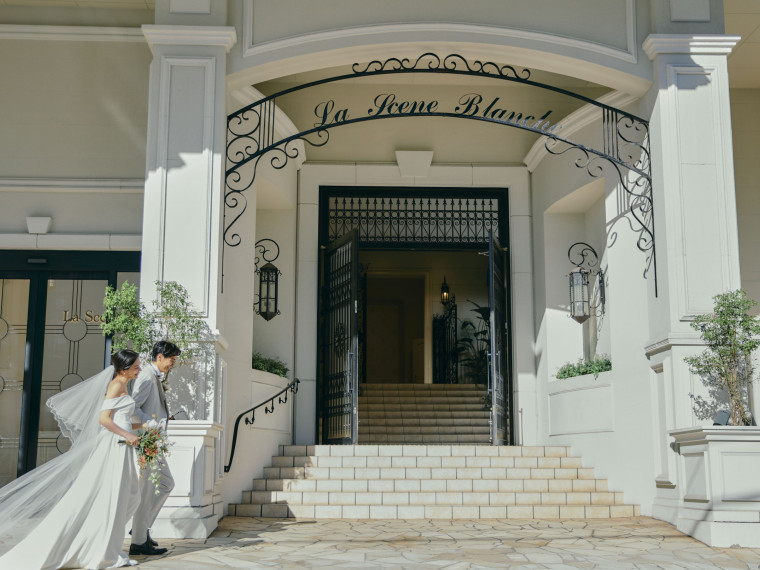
[36,279,109,466]
[0,280,29,486]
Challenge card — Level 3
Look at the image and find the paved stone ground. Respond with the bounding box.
[126,516,760,569]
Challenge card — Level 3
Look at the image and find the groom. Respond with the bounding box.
[129,340,181,556]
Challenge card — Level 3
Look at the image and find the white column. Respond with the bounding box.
[643,34,741,523]
[139,24,237,538]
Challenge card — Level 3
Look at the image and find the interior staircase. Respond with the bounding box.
[228,444,639,520]
[358,383,491,444]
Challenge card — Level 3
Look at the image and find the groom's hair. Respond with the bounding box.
[152,340,181,361]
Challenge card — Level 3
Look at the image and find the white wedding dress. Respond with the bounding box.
[0,396,140,570]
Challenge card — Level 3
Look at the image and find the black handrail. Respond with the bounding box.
[224,378,299,473]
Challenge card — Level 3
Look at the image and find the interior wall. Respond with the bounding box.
[365,275,424,383]
[733,88,760,311]
[360,250,489,384]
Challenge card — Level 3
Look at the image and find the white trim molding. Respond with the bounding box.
[243,1,637,65]
[234,0,647,95]
[142,25,237,54]
[0,178,144,194]
[0,24,145,43]
[0,233,142,251]
[524,90,639,172]
[643,34,741,58]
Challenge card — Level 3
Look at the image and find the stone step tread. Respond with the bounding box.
[278,445,571,457]
[263,466,602,480]
[360,384,487,390]
[361,404,486,412]
[358,426,492,434]
[252,478,608,493]
[229,503,641,519]
[359,416,488,427]
[358,436,492,444]
[361,411,491,419]
[240,490,627,506]
[269,455,585,469]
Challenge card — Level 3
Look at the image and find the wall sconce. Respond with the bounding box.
[254,238,281,321]
[440,276,451,306]
[567,242,605,324]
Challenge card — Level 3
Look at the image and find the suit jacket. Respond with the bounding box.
[130,365,170,424]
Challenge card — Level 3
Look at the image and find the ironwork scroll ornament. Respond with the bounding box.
[225,53,655,292]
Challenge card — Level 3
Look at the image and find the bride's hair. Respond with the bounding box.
[112,349,139,375]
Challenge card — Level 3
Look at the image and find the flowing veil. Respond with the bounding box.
[0,366,115,555]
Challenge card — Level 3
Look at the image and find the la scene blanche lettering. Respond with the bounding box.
[62,309,104,323]
[314,92,557,132]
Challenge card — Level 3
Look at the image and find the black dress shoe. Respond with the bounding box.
[129,542,168,556]
[129,529,158,547]
[146,530,159,547]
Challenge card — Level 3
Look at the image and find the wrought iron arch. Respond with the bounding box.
[225,53,655,293]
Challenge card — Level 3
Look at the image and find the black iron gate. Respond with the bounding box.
[320,230,360,444]
[433,301,458,384]
[488,232,510,445]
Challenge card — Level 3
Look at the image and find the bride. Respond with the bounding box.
[0,350,146,569]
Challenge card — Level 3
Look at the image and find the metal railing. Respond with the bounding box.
[224,378,299,473]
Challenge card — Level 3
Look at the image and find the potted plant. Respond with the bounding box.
[684,289,760,426]
[457,301,490,385]
[667,289,760,547]
[100,280,207,364]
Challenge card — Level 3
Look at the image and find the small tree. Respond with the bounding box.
[101,280,207,363]
[684,289,760,426]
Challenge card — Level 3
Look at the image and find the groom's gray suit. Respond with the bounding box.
[130,364,175,544]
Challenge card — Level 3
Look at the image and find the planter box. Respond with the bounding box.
[548,371,613,436]
[669,426,760,547]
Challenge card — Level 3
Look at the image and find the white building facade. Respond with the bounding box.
[1,0,760,547]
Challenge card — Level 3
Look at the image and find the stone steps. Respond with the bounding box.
[358,383,491,444]
[228,444,640,520]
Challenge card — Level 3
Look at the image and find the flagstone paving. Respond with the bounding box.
[125,516,760,569]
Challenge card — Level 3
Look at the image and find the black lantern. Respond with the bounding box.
[569,266,591,323]
[254,239,281,321]
[440,276,451,306]
[567,242,605,324]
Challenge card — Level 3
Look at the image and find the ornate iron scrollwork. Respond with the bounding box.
[225,52,655,292]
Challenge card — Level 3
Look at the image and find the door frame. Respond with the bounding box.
[0,250,140,475]
[294,163,536,447]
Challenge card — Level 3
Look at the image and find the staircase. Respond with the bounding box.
[358,383,491,444]
[228,444,640,520]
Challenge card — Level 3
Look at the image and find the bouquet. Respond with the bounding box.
[121,419,171,494]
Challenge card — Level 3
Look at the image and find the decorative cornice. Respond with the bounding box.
[670,426,760,445]
[142,25,237,54]
[644,333,704,357]
[0,24,145,43]
[524,90,639,172]
[0,178,144,193]
[0,233,141,251]
[643,34,740,59]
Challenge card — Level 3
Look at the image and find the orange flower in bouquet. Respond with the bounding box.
[121,418,171,494]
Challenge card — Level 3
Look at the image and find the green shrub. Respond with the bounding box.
[252,352,289,378]
[555,355,612,380]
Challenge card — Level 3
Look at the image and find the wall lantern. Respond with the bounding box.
[254,238,281,321]
[567,242,605,324]
[440,276,451,306]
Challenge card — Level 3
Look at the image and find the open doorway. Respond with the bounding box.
[365,274,425,384]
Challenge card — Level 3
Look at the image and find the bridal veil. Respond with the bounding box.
[0,365,115,555]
